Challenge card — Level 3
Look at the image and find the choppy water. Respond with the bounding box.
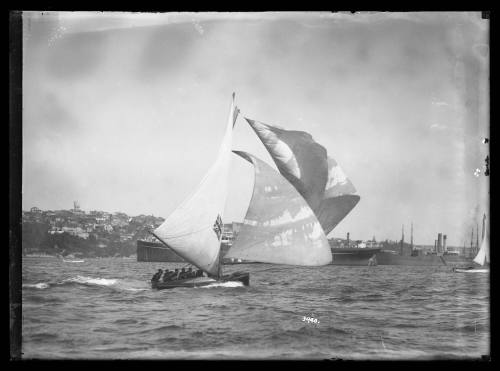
[21,256,489,360]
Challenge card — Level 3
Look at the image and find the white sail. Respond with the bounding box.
[473,216,489,266]
[226,151,332,266]
[153,94,238,275]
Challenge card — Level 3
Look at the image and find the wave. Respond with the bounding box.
[66,276,117,286]
[23,276,149,292]
[62,259,85,263]
[23,283,50,289]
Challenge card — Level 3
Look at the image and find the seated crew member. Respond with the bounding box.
[173,268,180,280]
[151,269,163,283]
[162,269,172,282]
[187,267,194,278]
[197,269,203,277]
[179,268,187,279]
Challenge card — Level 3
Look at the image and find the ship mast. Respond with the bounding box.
[410,222,414,253]
[482,213,486,241]
[400,224,404,256]
[476,222,479,255]
[470,227,474,258]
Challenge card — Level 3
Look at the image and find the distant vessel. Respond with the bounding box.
[373,224,469,266]
[329,234,380,266]
[331,247,380,266]
[375,251,446,266]
[454,214,489,273]
[150,94,332,290]
[136,239,185,262]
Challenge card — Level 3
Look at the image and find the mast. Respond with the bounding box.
[470,227,474,257]
[410,222,414,252]
[400,224,404,256]
[476,222,479,255]
[482,213,486,241]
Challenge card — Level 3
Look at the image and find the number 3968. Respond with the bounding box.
[302,316,319,324]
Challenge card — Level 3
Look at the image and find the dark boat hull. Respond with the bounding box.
[375,251,446,266]
[330,248,380,266]
[442,255,474,266]
[151,271,250,290]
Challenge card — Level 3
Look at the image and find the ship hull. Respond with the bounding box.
[136,240,185,262]
[375,251,446,266]
[330,248,380,266]
[441,255,474,266]
[151,271,249,290]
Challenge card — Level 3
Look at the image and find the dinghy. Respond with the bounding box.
[453,214,489,273]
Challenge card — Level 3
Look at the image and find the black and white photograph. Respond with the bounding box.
[13,11,489,360]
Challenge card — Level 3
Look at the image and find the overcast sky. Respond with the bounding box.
[22,11,489,246]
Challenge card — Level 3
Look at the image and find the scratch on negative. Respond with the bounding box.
[380,336,386,350]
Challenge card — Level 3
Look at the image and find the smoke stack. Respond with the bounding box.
[347,232,350,248]
[443,235,447,252]
[437,233,442,253]
[434,240,437,253]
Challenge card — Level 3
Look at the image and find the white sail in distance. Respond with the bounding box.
[473,214,490,266]
[152,93,238,275]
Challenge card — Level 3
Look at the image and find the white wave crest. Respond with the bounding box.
[65,276,149,291]
[23,282,50,289]
[67,275,118,286]
[62,259,85,263]
[200,281,244,289]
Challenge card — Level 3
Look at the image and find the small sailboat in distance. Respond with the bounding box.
[149,94,332,289]
[454,213,489,273]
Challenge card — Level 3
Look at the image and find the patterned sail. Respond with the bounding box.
[246,118,359,235]
[246,119,328,212]
[473,216,489,266]
[320,156,360,234]
[225,151,332,266]
[152,94,238,275]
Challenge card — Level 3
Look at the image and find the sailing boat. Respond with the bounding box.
[150,94,332,289]
[454,214,489,273]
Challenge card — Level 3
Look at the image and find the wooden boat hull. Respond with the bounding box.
[151,271,249,290]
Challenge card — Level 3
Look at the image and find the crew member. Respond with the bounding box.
[187,267,194,278]
[163,269,172,282]
[179,268,187,279]
[151,269,163,283]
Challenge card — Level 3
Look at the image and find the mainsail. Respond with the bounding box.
[152,93,238,276]
[473,214,490,266]
[225,151,332,265]
[246,118,359,235]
